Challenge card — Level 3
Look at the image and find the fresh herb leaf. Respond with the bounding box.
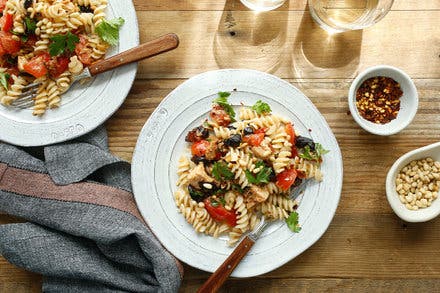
[218,91,231,98]
[245,161,272,184]
[213,92,236,122]
[0,73,10,91]
[211,200,219,207]
[251,100,271,115]
[49,32,79,56]
[299,143,329,163]
[95,17,125,46]
[286,211,301,233]
[232,183,244,194]
[24,17,36,34]
[212,162,234,181]
[218,196,226,206]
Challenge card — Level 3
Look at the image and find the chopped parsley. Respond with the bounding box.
[212,162,234,181]
[0,72,10,91]
[24,17,36,35]
[49,32,79,56]
[299,143,329,163]
[251,100,271,115]
[213,92,236,122]
[286,211,301,233]
[245,161,272,184]
[96,17,125,46]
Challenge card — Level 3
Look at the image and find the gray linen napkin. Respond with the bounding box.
[0,126,182,292]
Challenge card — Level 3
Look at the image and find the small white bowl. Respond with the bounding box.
[348,65,418,136]
[386,142,440,222]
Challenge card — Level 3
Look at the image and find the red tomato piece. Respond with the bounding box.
[276,169,298,191]
[243,132,265,147]
[0,31,21,54]
[75,34,93,65]
[0,42,6,57]
[48,56,69,78]
[0,0,6,13]
[23,55,48,78]
[204,198,237,227]
[285,122,296,145]
[210,104,231,126]
[254,128,267,134]
[191,140,210,157]
[2,14,13,32]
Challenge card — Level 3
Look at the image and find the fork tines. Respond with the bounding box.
[11,82,42,108]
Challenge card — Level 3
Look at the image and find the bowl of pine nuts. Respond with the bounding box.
[348,65,418,136]
[386,142,440,222]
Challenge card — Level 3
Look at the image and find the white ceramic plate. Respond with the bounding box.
[0,0,139,146]
[132,69,343,277]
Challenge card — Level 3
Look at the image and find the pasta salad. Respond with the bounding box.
[175,92,329,246]
[0,0,124,116]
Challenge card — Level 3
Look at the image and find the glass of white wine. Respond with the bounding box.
[240,0,286,11]
[308,0,394,33]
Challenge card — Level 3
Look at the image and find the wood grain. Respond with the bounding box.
[2,2,440,292]
[132,0,440,11]
[134,11,440,79]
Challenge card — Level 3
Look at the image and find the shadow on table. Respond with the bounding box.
[213,0,289,73]
[292,4,363,83]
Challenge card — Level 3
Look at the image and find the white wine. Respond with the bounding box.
[308,0,393,33]
[240,0,286,11]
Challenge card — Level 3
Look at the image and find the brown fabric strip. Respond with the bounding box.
[0,163,145,223]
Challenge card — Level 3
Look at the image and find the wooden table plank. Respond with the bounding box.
[133,0,440,11]
[135,11,440,79]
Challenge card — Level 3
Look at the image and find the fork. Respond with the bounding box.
[11,33,180,109]
[197,179,310,293]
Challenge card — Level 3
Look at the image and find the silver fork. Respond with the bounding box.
[197,178,310,293]
[11,33,179,109]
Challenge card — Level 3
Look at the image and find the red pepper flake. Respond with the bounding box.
[356,76,403,124]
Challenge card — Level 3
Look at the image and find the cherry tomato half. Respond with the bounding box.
[243,132,265,147]
[0,0,7,13]
[191,140,210,157]
[276,169,297,191]
[23,54,49,78]
[2,14,13,32]
[48,56,69,78]
[285,122,296,145]
[204,198,237,227]
[0,31,21,55]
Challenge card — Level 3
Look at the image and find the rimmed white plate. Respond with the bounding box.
[132,69,343,277]
[0,0,139,146]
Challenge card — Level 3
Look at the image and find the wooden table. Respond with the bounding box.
[1,0,440,292]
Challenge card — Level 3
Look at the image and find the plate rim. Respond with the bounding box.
[0,0,139,147]
[131,69,343,277]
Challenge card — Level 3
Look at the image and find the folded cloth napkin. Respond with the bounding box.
[0,126,182,292]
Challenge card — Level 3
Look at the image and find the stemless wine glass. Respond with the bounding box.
[240,0,286,11]
[308,0,394,33]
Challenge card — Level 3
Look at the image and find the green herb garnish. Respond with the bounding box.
[286,211,301,233]
[299,143,329,163]
[49,32,79,56]
[25,17,36,34]
[232,183,244,194]
[212,162,234,181]
[96,17,125,46]
[0,72,10,91]
[213,92,236,122]
[251,100,271,115]
[245,161,272,184]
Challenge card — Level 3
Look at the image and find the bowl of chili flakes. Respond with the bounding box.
[348,65,418,136]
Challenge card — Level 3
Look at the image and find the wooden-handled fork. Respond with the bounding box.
[12,33,179,108]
